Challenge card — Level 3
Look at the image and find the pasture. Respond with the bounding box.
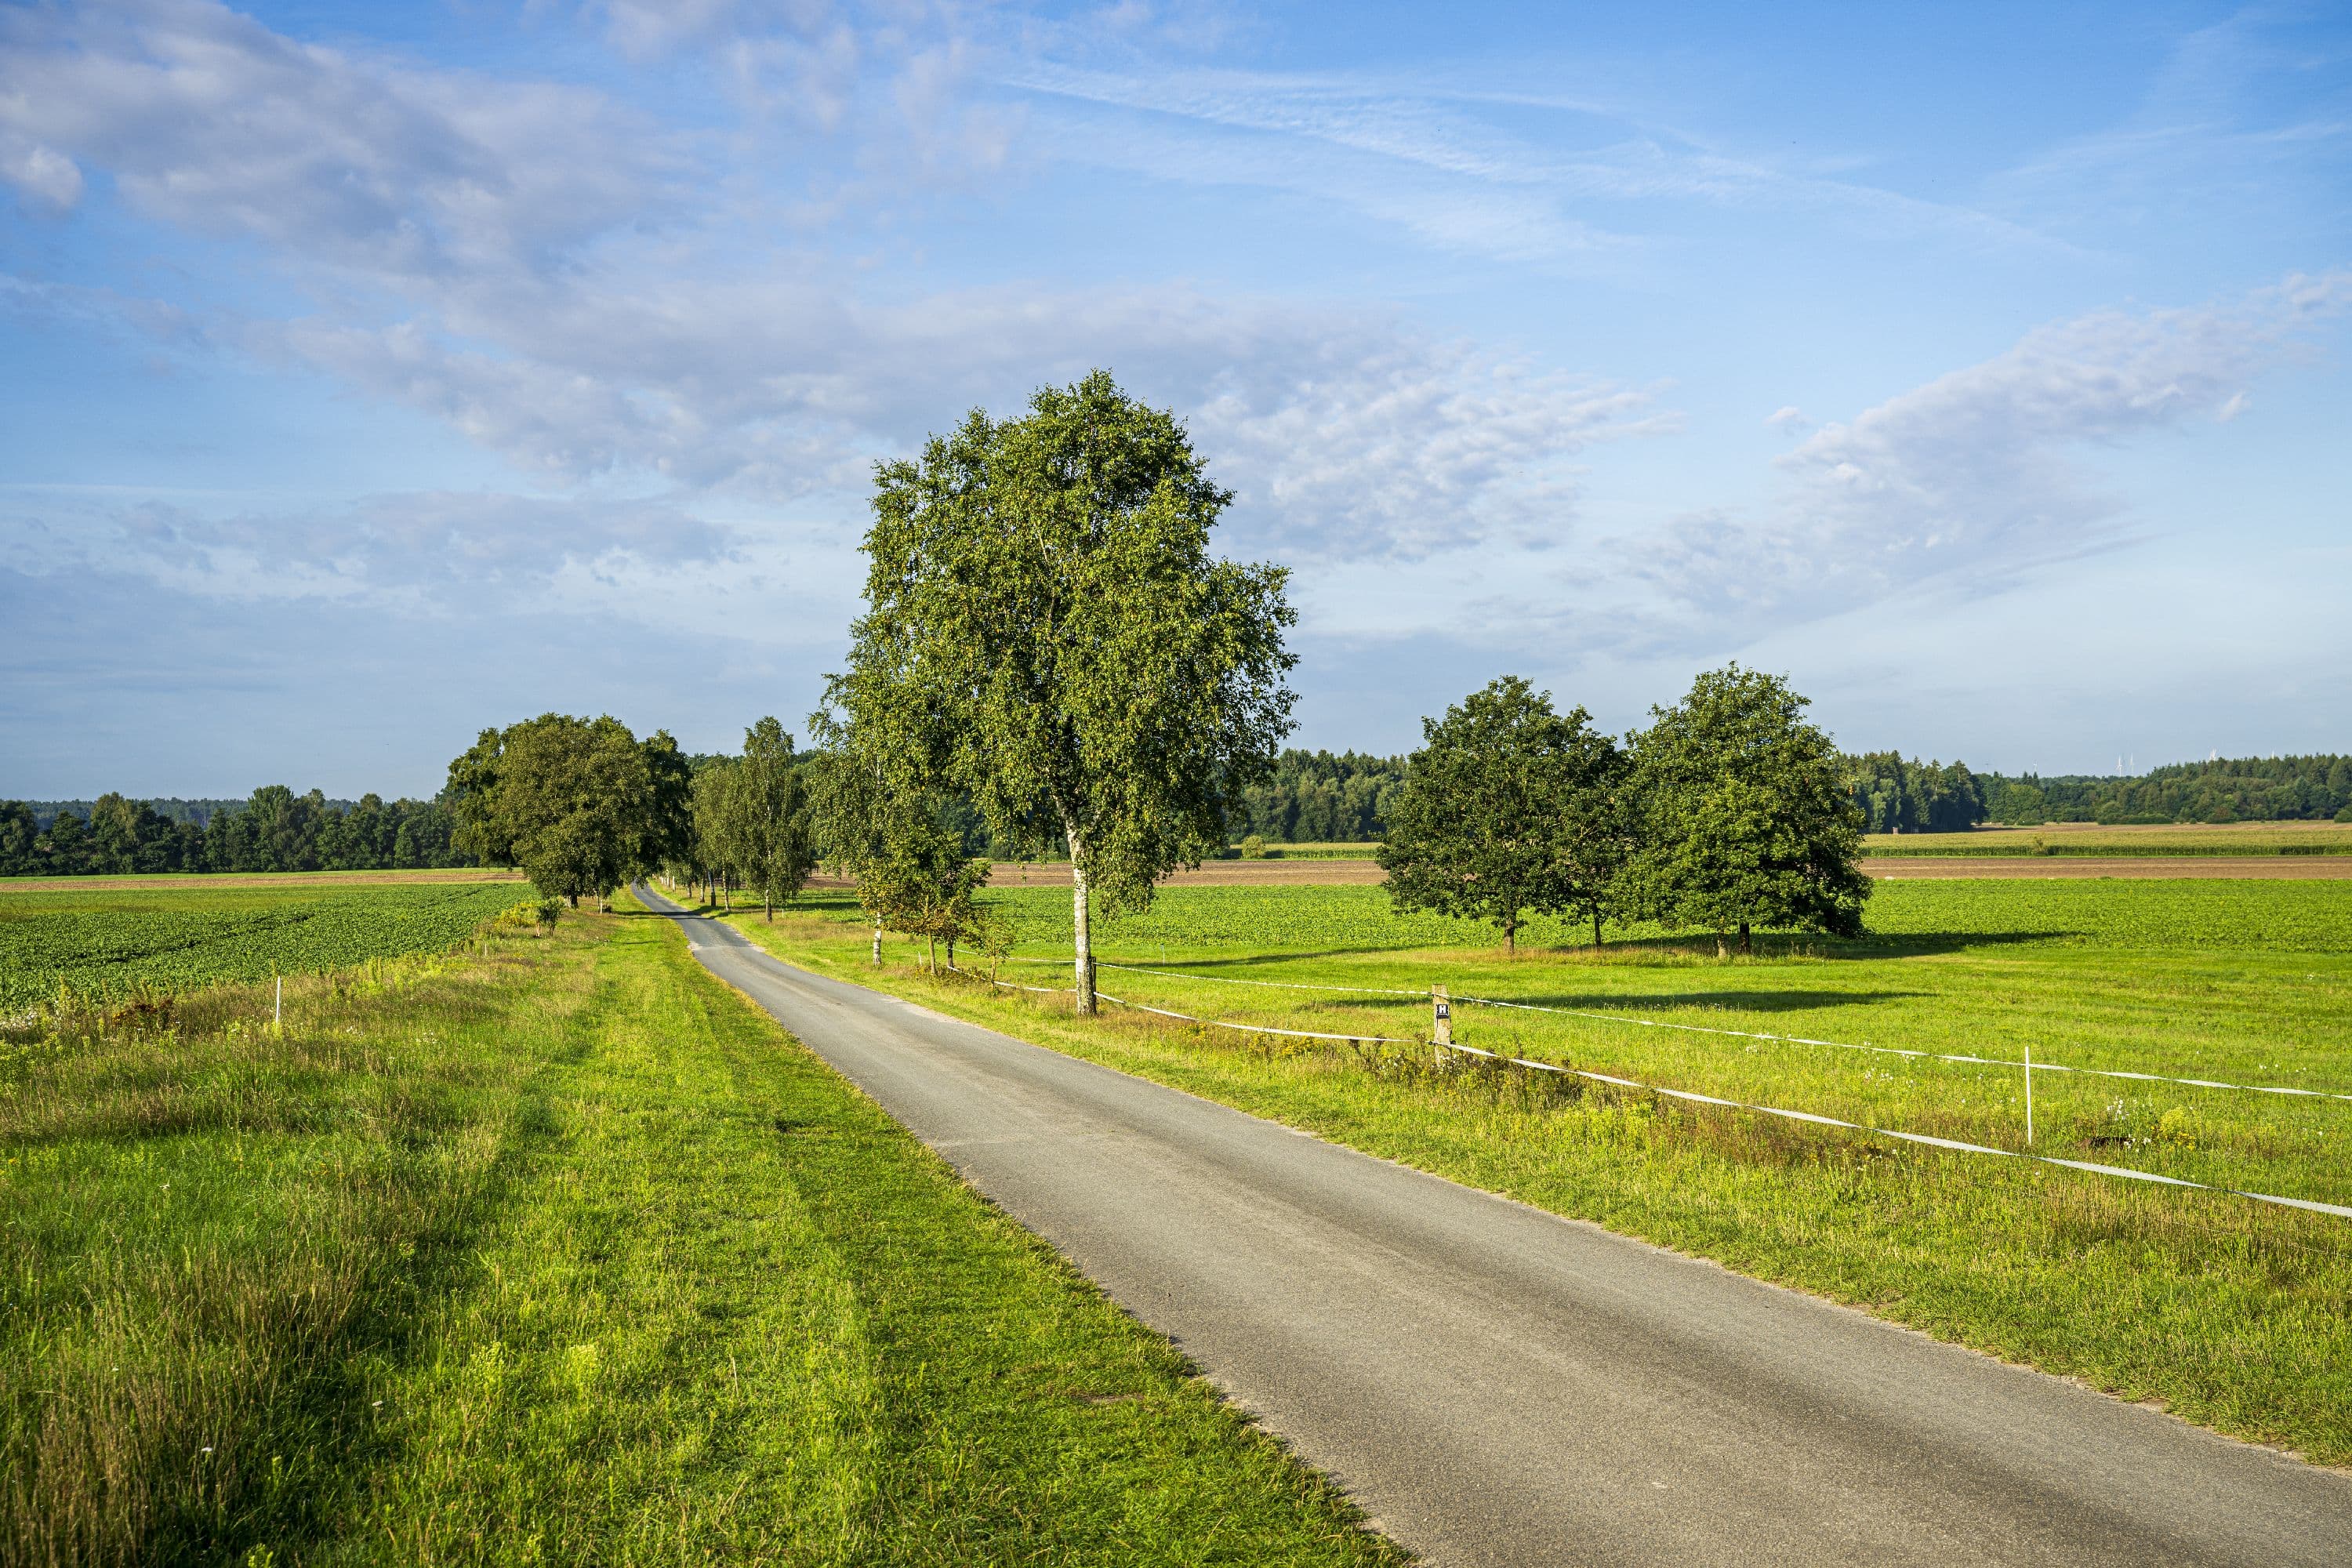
[712,877,2352,1465]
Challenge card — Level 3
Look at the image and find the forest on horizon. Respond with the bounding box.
[9,750,2347,877]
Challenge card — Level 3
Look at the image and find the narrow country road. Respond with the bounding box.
[636,886,2352,1567]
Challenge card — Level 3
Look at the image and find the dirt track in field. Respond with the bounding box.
[850,855,2352,890]
[0,869,527,893]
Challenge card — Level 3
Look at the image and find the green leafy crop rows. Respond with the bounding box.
[0,883,525,1013]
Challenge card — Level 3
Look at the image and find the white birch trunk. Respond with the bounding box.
[1068,826,1096,1016]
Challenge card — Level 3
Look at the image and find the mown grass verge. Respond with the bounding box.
[695,883,2352,1471]
[2,901,1406,1566]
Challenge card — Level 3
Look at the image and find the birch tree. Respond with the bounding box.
[822,370,1294,1014]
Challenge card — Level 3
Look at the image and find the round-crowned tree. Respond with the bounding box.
[1625,664,1870,953]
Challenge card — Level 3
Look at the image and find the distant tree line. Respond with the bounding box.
[1231,750,1407,843]
[1231,750,2352,841]
[1843,754,1990,834]
[0,788,469,877]
[1974,756,2352,826]
[20,797,252,832]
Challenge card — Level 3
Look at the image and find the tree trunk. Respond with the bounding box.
[764,895,773,923]
[1715,932,1727,959]
[1504,914,1517,954]
[926,935,936,975]
[1738,921,1752,954]
[946,933,956,970]
[1069,826,1096,1017]
[1592,909,1604,948]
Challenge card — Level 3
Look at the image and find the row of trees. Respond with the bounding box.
[442,712,834,918]
[683,719,817,920]
[1380,668,1870,954]
[0,789,468,877]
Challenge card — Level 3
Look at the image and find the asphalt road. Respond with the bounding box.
[636,886,2352,1566]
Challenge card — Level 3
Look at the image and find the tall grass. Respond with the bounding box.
[2,903,1403,1566]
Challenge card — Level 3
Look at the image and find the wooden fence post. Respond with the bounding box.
[1432,985,1451,1066]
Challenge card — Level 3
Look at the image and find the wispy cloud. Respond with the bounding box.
[1003,64,2062,260]
[1984,10,2352,238]
[1606,274,2352,637]
[0,0,1669,566]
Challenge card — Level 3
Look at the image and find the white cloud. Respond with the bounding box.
[26,489,742,617]
[1627,274,2350,629]
[0,2,1667,561]
[1192,345,1669,555]
[0,132,82,211]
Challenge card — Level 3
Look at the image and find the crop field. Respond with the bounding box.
[0,882,528,1014]
[1863,821,2352,856]
[710,877,2352,1465]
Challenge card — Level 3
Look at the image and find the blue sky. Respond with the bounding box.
[2,0,2347,797]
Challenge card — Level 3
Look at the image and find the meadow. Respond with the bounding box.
[706,876,2352,1467]
[0,881,529,1015]
[0,898,1403,1567]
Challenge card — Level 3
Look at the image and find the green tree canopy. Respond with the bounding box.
[1378,677,1627,952]
[689,719,816,920]
[640,729,696,879]
[823,369,1295,1013]
[1626,665,1870,952]
[443,713,657,909]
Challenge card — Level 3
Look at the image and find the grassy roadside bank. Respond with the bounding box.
[2,901,1404,1566]
[693,886,2352,1471]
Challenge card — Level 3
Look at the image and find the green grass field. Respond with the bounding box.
[698,876,2352,1468]
[0,882,532,1015]
[1,901,1401,1566]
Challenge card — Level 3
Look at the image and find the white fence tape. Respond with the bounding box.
[1432,1038,2352,1222]
[1091,961,2350,1106]
[948,960,2352,1221]
[1450,992,2352,1106]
